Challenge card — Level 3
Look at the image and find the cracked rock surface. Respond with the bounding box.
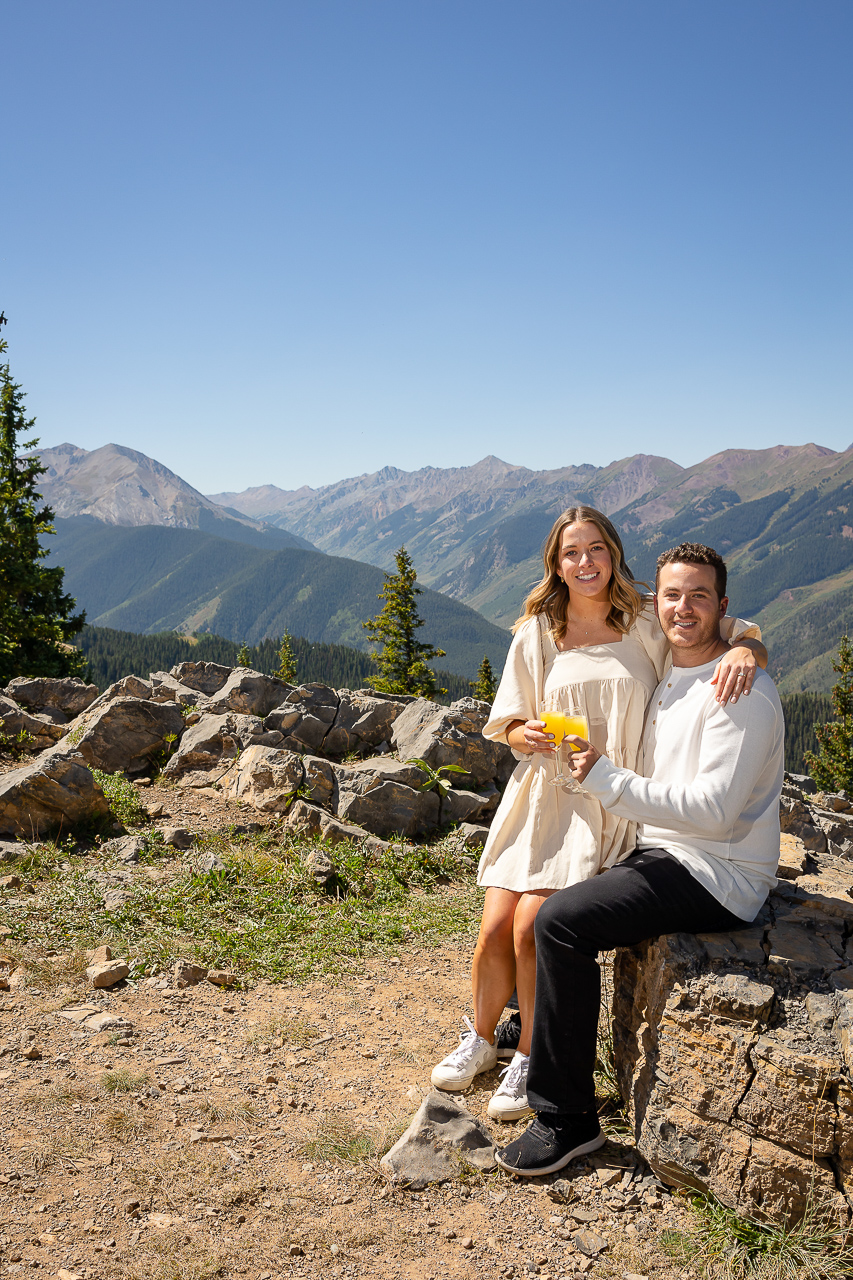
[614,775,853,1224]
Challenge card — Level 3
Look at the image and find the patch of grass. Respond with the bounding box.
[92,769,150,827]
[14,947,88,992]
[2,827,481,984]
[0,728,37,759]
[298,1110,406,1167]
[124,1226,225,1280]
[100,1067,150,1094]
[245,1013,320,1049]
[21,1132,92,1171]
[686,1191,853,1279]
[101,1106,146,1142]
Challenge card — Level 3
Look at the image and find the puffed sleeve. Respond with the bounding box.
[482,617,543,746]
[633,598,762,682]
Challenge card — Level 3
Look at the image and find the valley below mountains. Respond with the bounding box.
[37,440,853,691]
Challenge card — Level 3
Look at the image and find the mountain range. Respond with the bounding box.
[35,441,853,692]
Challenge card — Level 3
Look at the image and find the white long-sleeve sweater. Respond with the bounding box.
[582,657,784,921]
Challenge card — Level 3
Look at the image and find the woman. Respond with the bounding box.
[430,507,764,1121]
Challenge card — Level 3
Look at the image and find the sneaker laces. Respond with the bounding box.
[444,1016,485,1066]
[498,1052,529,1093]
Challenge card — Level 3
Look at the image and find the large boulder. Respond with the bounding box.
[392,697,512,786]
[221,745,304,813]
[613,777,853,1225]
[197,669,291,717]
[0,754,111,838]
[58,697,185,775]
[0,696,65,749]
[87,675,155,712]
[322,689,406,757]
[284,799,389,853]
[169,661,233,695]
[3,676,99,719]
[331,758,440,837]
[162,712,266,785]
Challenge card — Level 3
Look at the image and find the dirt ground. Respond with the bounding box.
[0,947,702,1280]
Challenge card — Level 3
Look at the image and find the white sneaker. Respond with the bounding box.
[431,1016,498,1091]
[487,1050,532,1121]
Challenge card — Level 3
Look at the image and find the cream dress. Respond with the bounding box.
[478,603,759,891]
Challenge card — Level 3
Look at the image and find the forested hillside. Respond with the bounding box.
[47,518,511,680]
[780,692,834,775]
[75,626,473,702]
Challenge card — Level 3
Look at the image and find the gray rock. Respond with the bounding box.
[265,683,339,752]
[162,712,263,783]
[305,848,335,885]
[332,761,440,836]
[162,827,194,850]
[380,1090,496,1188]
[222,745,304,813]
[58,697,185,775]
[0,695,64,746]
[456,822,490,848]
[169,661,233,695]
[197,669,291,718]
[86,675,155,712]
[322,689,406,757]
[0,840,22,863]
[391,698,512,786]
[4,676,98,716]
[441,787,494,825]
[574,1229,608,1257]
[198,852,227,873]
[0,754,111,838]
[284,800,389,852]
[103,890,132,911]
[102,835,146,863]
[786,772,817,794]
[147,672,200,706]
[703,974,775,1022]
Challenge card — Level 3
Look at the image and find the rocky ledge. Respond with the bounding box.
[614,773,853,1225]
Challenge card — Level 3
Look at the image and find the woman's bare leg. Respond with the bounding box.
[512,889,557,1055]
[471,887,522,1043]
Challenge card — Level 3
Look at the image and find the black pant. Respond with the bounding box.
[527,848,747,1115]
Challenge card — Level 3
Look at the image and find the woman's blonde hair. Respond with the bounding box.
[513,505,646,639]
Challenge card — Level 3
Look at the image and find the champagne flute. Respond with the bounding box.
[540,692,589,791]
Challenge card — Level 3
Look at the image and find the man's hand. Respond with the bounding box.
[566,736,601,783]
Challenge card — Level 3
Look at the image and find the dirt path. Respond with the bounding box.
[0,938,696,1280]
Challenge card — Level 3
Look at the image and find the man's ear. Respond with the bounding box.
[719,595,729,619]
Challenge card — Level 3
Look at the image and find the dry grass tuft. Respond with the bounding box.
[100,1106,147,1143]
[100,1067,150,1094]
[15,947,89,992]
[20,1131,92,1171]
[297,1108,407,1169]
[244,1012,320,1049]
[124,1226,225,1280]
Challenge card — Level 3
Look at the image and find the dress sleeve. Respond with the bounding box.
[482,618,542,745]
[632,599,762,682]
[721,615,762,644]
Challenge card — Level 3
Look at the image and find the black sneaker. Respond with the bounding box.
[495,1011,522,1061]
[495,1111,605,1177]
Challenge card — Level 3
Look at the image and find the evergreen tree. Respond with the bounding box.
[805,634,853,792]
[0,331,85,682]
[276,629,298,684]
[236,640,252,666]
[470,654,497,701]
[363,546,446,697]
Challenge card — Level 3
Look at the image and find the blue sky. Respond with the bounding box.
[2,1,851,494]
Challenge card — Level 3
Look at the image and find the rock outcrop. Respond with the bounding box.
[0,754,111,838]
[613,775,853,1225]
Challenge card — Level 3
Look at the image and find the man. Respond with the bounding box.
[497,542,784,1176]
